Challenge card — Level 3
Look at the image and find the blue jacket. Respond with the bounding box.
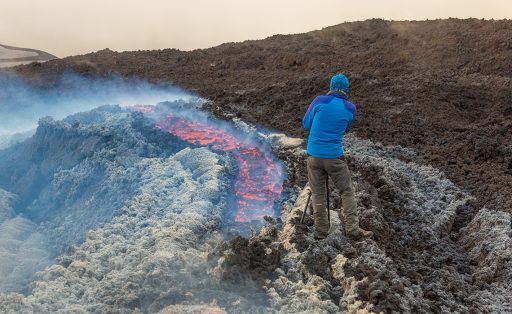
[302,93,356,158]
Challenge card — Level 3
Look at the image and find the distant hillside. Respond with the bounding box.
[0,44,57,68]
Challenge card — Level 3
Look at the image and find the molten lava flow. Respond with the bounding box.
[132,105,284,222]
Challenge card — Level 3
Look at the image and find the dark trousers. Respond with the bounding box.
[307,156,359,234]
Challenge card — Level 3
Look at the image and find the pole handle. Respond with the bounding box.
[300,191,312,224]
[326,177,330,223]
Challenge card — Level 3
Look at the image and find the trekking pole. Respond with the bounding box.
[326,177,330,223]
[300,190,312,224]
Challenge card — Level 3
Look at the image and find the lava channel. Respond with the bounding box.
[132,105,284,222]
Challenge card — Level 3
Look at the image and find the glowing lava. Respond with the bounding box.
[132,105,284,222]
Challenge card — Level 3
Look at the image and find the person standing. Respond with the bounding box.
[303,73,373,240]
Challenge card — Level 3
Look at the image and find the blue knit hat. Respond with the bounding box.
[330,74,350,93]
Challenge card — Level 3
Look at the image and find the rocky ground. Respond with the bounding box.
[3,18,512,313]
[214,135,511,313]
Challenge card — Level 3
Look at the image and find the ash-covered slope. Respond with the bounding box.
[0,106,189,294]
[0,44,56,68]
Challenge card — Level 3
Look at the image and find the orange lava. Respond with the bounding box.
[132,105,284,222]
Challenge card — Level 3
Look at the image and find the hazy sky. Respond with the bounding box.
[1,0,510,57]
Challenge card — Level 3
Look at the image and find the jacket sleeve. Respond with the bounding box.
[345,101,357,130]
[303,97,321,130]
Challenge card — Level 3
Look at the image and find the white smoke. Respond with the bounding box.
[0,72,194,136]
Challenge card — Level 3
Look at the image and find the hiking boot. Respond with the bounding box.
[345,227,373,240]
[314,230,328,240]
